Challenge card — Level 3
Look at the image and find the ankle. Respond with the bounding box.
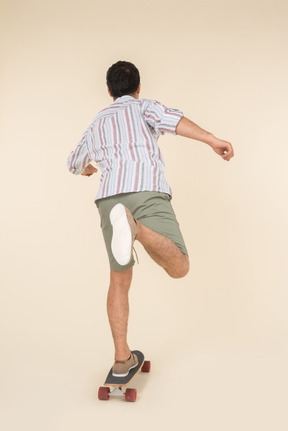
[115,352,131,362]
[115,348,131,362]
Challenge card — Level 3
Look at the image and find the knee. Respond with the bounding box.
[166,256,190,279]
[109,268,133,289]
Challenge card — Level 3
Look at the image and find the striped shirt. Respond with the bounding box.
[67,95,184,201]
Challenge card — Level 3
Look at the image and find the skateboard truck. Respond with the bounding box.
[98,385,138,402]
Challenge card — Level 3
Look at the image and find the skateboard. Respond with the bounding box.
[98,350,151,402]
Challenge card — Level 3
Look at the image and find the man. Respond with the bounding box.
[67,61,234,377]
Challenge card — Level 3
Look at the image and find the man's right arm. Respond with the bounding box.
[175,116,234,161]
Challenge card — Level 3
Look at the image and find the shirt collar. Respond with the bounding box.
[113,95,136,104]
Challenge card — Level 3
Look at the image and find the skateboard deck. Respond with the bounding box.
[98,350,150,402]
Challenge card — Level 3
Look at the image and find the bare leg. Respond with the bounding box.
[107,221,189,361]
[136,221,189,278]
[107,268,133,361]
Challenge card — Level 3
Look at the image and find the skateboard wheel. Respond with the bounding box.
[125,388,137,402]
[98,386,110,400]
[141,361,151,373]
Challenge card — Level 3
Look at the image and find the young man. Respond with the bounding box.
[67,61,234,377]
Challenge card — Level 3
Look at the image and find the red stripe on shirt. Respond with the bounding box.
[125,108,136,161]
[111,116,118,158]
[116,159,123,195]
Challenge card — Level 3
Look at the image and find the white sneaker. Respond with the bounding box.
[109,203,137,265]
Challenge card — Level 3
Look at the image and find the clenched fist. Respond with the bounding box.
[81,164,98,177]
[210,138,234,161]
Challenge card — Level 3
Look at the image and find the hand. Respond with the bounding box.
[210,137,234,161]
[81,164,98,176]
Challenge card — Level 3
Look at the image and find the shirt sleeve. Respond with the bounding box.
[67,133,92,175]
[141,99,184,135]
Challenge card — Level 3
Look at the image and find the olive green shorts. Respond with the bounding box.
[95,191,188,271]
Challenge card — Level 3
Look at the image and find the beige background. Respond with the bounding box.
[1,0,287,429]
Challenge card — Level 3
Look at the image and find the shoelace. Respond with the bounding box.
[132,246,139,264]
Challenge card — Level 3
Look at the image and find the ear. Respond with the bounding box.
[137,83,141,94]
[107,86,112,97]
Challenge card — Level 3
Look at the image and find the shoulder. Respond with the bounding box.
[139,97,163,104]
[138,98,166,112]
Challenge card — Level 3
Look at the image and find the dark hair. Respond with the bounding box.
[106,61,140,98]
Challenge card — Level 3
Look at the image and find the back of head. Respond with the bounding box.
[106,61,140,98]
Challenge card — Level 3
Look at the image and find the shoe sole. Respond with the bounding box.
[110,203,133,266]
[112,361,139,378]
